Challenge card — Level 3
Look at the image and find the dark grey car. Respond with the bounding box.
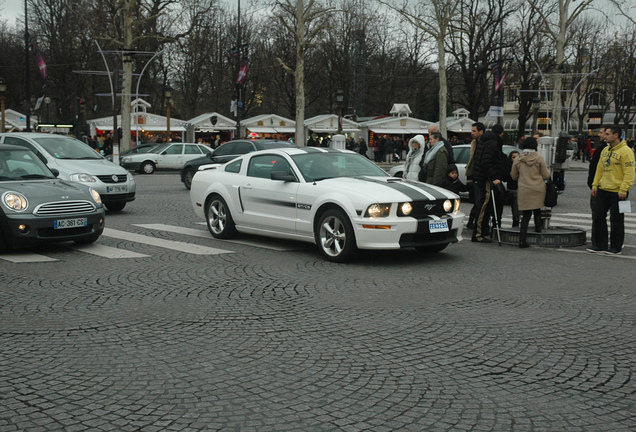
[0,144,105,252]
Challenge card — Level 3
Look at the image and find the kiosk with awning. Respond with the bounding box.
[304,114,361,137]
[187,112,236,142]
[241,114,295,139]
[88,99,188,143]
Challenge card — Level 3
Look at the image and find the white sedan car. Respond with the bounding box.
[190,148,464,262]
[121,142,213,174]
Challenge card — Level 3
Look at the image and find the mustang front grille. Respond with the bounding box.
[34,200,96,216]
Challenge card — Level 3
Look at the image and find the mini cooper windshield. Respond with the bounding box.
[0,149,56,180]
[33,136,102,160]
[292,152,389,182]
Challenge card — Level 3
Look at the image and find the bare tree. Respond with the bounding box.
[378,0,461,136]
[526,0,634,136]
[273,0,333,146]
[446,0,517,122]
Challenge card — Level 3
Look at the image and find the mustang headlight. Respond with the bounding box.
[443,199,453,213]
[400,202,413,216]
[454,199,461,214]
[2,192,28,212]
[90,188,102,205]
[70,173,97,182]
[365,203,391,218]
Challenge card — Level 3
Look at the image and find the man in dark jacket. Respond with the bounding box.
[472,124,508,242]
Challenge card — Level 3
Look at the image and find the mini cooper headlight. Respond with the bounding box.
[90,188,102,205]
[400,202,413,216]
[70,173,97,182]
[443,199,453,212]
[365,203,391,218]
[2,192,28,211]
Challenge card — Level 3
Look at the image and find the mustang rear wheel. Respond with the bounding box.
[206,195,237,239]
[315,209,356,263]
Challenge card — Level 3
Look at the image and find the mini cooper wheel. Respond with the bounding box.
[140,161,155,174]
[315,209,356,262]
[206,195,237,239]
[415,243,449,254]
[183,168,195,190]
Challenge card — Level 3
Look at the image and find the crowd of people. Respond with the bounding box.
[463,122,634,252]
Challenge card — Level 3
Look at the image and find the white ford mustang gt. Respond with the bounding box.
[190,147,465,262]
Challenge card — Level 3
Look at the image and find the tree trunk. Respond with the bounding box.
[120,0,134,152]
[437,35,448,137]
[552,2,568,137]
[295,0,305,146]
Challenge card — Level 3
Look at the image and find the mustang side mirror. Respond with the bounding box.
[270,171,296,182]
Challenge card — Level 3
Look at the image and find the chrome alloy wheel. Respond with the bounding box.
[207,199,227,235]
[319,215,347,257]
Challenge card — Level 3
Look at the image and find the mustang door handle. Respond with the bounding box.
[243,184,253,190]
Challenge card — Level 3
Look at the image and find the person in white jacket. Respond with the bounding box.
[402,135,426,180]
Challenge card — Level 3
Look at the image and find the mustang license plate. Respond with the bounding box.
[429,220,449,233]
[106,185,128,193]
[54,218,87,229]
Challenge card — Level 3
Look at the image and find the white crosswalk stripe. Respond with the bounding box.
[0,252,58,263]
[69,243,150,259]
[102,228,233,255]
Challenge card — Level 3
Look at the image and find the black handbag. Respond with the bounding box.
[545,179,558,207]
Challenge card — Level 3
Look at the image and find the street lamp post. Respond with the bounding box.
[0,78,6,133]
[532,95,541,135]
[336,89,344,134]
[165,85,172,142]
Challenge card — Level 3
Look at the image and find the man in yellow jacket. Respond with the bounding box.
[588,125,635,254]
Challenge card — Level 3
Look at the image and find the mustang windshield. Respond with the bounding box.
[0,149,56,180]
[33,136,102,160]
[292,152,389,182]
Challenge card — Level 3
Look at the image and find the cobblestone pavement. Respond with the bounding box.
[1,170,634,432]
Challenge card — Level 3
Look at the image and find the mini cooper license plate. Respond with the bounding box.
[429,220,449,233]
[54,218,88,229]
[106,185,128,193]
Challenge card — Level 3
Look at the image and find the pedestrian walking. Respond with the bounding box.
[587,125,635,255]
[471,124,507,243]
[511,137,550,248]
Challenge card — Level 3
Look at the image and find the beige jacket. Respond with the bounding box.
[511,150,550,211]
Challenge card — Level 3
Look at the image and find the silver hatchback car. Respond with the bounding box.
[0,133,136,211]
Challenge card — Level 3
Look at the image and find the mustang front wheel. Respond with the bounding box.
[206,195,237,239]
[316,209,356,262]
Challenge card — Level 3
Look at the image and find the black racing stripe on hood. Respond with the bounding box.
[356,177,431,201]
[402,180,452,200]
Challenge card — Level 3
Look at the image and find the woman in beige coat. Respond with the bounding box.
[511,137,550,248]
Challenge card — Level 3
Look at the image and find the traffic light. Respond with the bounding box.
[113,69,124,93]
[77,98,86,115]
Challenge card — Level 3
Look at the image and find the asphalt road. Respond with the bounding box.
[1,167,635,432]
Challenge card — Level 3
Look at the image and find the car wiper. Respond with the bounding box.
[0,175,13,180]
[17,174,54,179]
